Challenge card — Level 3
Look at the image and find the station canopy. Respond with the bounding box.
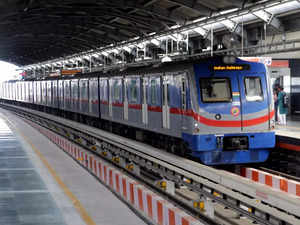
[0,0,262,66]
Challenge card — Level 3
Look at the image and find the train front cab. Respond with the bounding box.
[184,58,275,165]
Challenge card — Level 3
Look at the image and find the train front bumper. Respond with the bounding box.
[182,131,275,165]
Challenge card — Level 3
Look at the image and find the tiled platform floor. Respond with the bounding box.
[0,109,147,225]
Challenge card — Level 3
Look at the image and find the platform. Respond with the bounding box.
[0,109,147,225]
[275,119,300,150]
[276,119,300,139]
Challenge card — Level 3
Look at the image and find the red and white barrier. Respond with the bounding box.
[25,119,203,225]
[240,167,300,198]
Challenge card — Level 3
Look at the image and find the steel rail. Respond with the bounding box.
[1,102,300,225]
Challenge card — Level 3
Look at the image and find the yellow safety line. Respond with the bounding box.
[4,116,97,225]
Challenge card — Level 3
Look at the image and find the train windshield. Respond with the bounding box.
[200,78,232,103]
[244,77,263,102]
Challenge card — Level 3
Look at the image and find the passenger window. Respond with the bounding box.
[244,77,263,102]
[113,80,121,102]
[100,80,108,101]
[128,79,138,103]
[200,78,232,103]
[150,79,157,105]
[82,81,87,99]
[73,83,78,98]
[90,81,96,100]
[65,83,69,96]
[168,76,181,108]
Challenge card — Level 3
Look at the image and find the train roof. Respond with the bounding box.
[16,56,262,82]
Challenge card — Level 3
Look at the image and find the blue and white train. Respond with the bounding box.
[0,56,276,165]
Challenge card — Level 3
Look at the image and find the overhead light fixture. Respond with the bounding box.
[101,51,109,57]
[92,53,99,58]
[221,19,237,31]
[150,39,160,46]
[111,49,120,54]
[168,35,177,41]
[253,10,272,23]
[161,55,172,63]
[193,27,209,37]
[123,46,133,53]
[137,43,145,49]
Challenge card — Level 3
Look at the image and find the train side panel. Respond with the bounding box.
[126,76,142,125]
[79,79,89,115]
[64,80,71,111]
[110,77,124,122]
[41,81,47,106]
[88,77,99,118]
[100,78,109,120]
[52,80,58,109]
[146,75,162,131]
[58,80,64,110]
[46,80,52,107]
[70,79,79,113]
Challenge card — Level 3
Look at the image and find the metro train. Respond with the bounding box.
[0,56,276,165]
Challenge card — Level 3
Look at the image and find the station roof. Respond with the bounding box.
[0,0,261,66]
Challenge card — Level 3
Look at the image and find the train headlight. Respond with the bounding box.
[194,123,200,133]
[223,55,236,64]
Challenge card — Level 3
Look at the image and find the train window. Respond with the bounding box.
[128,79,139,104]
[65,82,70,97]
[150,79,157,105]
[81,81,88,99]
[200,78,232,103]
[90,80,98,101]
[113,80,122,102]
[168,77,181,108]
[244,77,263,102]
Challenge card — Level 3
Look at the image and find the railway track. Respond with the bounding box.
[1,102,300,225]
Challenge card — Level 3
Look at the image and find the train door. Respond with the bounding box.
[52,80,58,108]
[58,80,64,110]
[162,75,171,129]
[100,78,109,119]
[147,75,162,130]
[170,72,186,137]
[64,80,71,111]
[47,81,52,107]
[238,72,270,131]
[127,76,142,125]
[89,78,99,118]
[111,77,124,121]
[42,81,47,106]
[79,79,89,115]
[108,79,113,118]
[124,77,128,121]
[142,76,148,125]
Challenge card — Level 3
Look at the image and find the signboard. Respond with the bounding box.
[61,69,82,75]
[240,57,289,68]
[213,64,250,71]
[240,57,272,66]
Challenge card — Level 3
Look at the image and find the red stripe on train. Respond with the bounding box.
[148,106,162,112]
[170,108,274,127]
[100,100,108,105]
[91,100,99,104]
[129,104,142,110]
[112,102,124,107]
